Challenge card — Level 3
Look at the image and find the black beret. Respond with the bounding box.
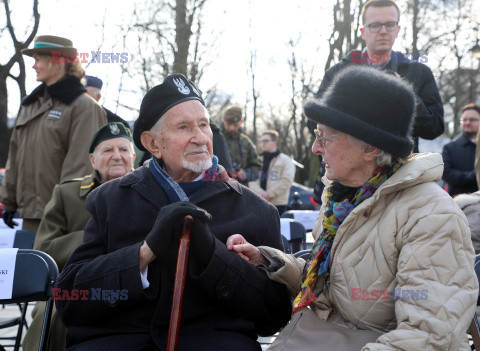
[85,75,103,89]
[89,122,133,154]
[133,74,204,151]
[303,66,415,158]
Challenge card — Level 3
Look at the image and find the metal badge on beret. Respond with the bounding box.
[89,122,133,154]
[133,73,205,151]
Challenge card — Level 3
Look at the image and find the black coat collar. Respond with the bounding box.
[120,165,243,210]
[22,75,86,106]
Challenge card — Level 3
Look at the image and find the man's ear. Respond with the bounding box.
[141,131,162,159]
[360,27,366,41]
[89,153,97,170]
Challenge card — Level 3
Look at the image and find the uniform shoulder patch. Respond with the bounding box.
[61,177,83,184]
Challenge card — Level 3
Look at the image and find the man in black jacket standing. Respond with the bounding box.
[442,103,479,196]
[312,0,444,202]
[56,74,291,351]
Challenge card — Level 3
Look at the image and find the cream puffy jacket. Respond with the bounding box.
[260,153,478,350]
[249,152,295,206]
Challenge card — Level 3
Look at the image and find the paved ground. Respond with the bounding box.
[0,302,33,350]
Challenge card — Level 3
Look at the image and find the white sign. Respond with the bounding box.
[292,211,318,231]
[0,248,18,299]
[280,218,291,241]
[0,231,15,249]
[0,218,23,230]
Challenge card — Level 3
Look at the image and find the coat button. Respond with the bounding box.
[218,285,230,298]
[107,295,119,307]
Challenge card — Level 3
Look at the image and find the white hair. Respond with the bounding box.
[92,140,135,157]
[150,106,210,135]
[346,135,393,167]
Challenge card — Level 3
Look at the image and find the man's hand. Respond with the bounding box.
[144,201,211,259]
[139,242,156,271]
[1,210,18,229]
[262,191,271,201]
[226,234,267,266]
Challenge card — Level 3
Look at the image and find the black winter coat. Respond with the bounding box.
[56,165,291,351]
[442,133,478,196]
[316,51,444,153]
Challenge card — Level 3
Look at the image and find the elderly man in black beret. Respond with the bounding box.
[22,122,135,351]
[56,74,291,351]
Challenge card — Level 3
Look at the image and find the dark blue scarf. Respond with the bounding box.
[149,156,219,203]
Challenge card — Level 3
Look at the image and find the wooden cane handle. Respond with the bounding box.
[166,215,193,351]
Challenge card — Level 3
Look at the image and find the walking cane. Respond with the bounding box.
[166,215,193,351]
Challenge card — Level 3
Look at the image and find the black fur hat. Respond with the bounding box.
[304,66,416,158]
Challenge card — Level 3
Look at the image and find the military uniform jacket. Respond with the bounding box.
[56,165,292,350]
[0,76,106,219]
[222,128,262,177]
[34,173,101,270]
[23,174,101,351]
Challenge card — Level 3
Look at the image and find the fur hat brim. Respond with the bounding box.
[304,101,413,158]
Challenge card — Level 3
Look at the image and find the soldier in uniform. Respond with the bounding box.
[221,105,262,184]
[22,122,135,351]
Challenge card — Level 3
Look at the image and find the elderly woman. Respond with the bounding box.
[227,66,478,350]
[0,35,106,233]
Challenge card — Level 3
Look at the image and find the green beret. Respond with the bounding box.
[89,122,133,153]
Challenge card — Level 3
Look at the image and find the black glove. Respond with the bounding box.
[145,201,211,258]
[190,219,216,266]
[2,210,18,229]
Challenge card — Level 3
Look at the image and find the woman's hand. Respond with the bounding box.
[226,234,268,266]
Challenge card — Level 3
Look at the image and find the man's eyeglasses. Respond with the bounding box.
[260,139,272,143]
[365,21,398,33]
[313,129,344,148]
[461,118,480,123]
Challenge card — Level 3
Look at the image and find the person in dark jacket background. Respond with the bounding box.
[311,0,444,203]
[84,75,131,130]
[56,74,291,351]
[442,103,479,196]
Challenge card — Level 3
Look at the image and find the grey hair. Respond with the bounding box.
[149,106,210,135]
[346,135,393,167]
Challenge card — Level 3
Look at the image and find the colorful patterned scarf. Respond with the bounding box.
[292,159,405,313]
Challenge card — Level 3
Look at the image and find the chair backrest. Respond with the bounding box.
[13,230,35,250]
[0,249,58,304]
[293,249,311,260]
[280,218,306,254]
[0,249,58,351]
[281,210,318,232]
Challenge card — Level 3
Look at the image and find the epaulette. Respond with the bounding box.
[61,177,83,185]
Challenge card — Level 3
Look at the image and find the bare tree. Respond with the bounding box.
[0,0,40,167]
[324,0,365,71]
[121,0,209,96]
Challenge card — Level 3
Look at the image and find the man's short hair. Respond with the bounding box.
[262,130,279,142]
[461,103,480,115]
[361,0,400,24]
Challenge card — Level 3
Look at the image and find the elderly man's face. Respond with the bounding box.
[312,124,372,187]
[148,100,213,182]
[90,138,135,182]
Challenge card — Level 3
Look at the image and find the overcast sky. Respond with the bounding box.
[3,0,333,122]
